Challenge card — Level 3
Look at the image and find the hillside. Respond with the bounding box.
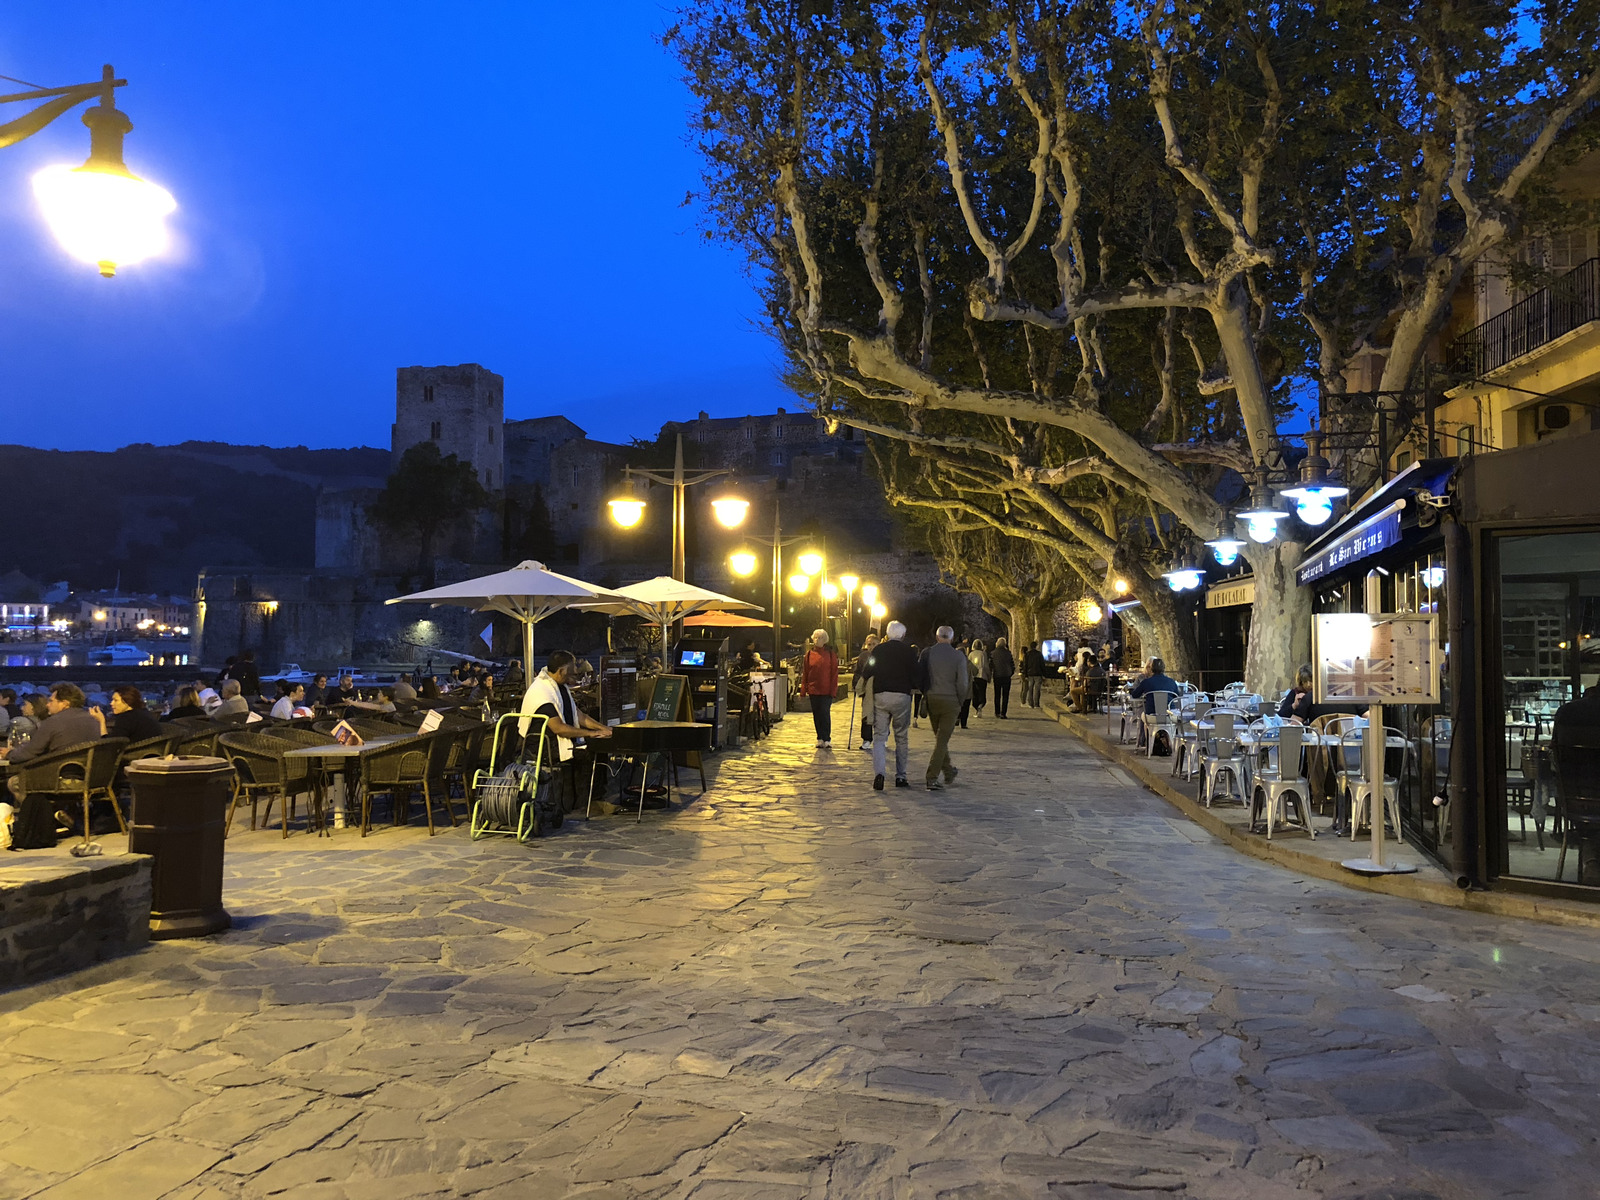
[0,441,389,593]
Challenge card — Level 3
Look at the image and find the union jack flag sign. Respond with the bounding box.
[1325,657,1398,698]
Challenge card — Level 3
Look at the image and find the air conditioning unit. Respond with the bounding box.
[1535,403,1572,438]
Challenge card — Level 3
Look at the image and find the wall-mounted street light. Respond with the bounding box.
[1161,555,1205,593]
[1277,429,1349,526]
[1237,463,1290,544]
[7,65,177,277]
[1205,532,1247,567]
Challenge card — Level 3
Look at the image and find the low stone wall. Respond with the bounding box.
[0,855,152,990]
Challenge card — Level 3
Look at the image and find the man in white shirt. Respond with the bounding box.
[518,651,613,762]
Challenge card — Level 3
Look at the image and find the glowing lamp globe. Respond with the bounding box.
[1280,484,1346,526]
[838,574,860,592]
[1163,567,1205,593]
[710,496,749,528]
[821,581,840,601]
[1113,578,1129,595]
[861,584,879,606]
[729,550,758,577]
[788,573,811,594]
[1245,515,1282,543]
[1079,599,1104,624]
[1206,536,1246,567]
[608,497,646,528]
[870,602,887,620]
[797,552,823,576]
[1421,565,1446,589]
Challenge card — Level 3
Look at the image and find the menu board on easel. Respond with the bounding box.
[646,674,690,722]
[1313,613,1441,704]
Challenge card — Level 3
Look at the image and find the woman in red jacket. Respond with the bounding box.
[800,628,840,749]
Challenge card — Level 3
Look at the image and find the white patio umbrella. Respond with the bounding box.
[385,560,620,667]
[576,576,763,663]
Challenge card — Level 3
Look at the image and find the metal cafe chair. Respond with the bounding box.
[1249,723,1316,839]
[1200,713,1246,806]
[1173,700,1212,780]
[9,737,130,845]
[1342,726,1410,843]
[1141,691,1177,758]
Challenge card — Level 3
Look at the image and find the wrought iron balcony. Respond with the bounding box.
[1450,256,1599,376]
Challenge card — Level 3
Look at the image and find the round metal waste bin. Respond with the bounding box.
[126,756,233,939]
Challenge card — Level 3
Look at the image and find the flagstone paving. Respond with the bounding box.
[3,706,1600,1198]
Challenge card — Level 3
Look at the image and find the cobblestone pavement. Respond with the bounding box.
[4,707,1600,1199]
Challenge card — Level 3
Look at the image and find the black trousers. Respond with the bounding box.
[993,676,1013,717]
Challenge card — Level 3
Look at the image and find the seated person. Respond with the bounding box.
[332,675,359,705]
[270,681,306,720]
[8,693,48,743]
[736,640,769,671]
[1128,657,1181,713]
[391,677,418,704]
[214,679,250,719]
[165,686,206,721]
[501,659,526,691]
[92,686,164,742]
[1278,665,1316,723]
[2,684,102,772]
[519,650,613,808]
[197,687,222,716]
[306,674,331,707]
[418,677,441,700]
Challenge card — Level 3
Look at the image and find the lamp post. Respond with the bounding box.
[728,499,805,666]
[4,64,176,276]
[608,433,746,581]
[838,573,859,656]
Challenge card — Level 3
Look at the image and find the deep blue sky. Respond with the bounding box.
[0,2,791,452]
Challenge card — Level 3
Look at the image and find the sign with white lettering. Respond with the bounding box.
[1313,613,1440,704]
[1297,505,1404,585]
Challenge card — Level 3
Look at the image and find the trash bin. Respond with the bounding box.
[125,756,233,940]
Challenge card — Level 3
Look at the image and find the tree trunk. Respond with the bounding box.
[1134,584,1199,680]
[1242,540,1312,697]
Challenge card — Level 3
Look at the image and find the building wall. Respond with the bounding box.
[391,363,505,490]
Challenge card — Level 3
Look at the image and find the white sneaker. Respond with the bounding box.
[823,741,832,749]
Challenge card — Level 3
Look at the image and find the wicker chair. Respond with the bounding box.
[353,734,432,836]
[442,722,490,807]
[10,737,130,844]
[217,731,319,837]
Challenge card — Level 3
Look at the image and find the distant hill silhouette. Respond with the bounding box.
[0,441,388,593]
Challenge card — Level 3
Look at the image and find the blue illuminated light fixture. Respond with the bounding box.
[1162,553,1205,593]
[1421,565,1446,589]
[1277,429,1348,526]
[1205,523,1246,567]
[1236,464,1289,544]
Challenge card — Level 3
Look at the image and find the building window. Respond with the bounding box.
[424,385,435,403]
[772,450,786,467]
[430,421,441,440]
[486,468,493,487]
[489,428,495,445]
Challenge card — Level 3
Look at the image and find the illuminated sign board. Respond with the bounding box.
[1296,503,1404,586]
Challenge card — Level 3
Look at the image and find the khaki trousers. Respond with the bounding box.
[924,695,960,784]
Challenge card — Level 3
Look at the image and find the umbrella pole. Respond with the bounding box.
[524,619,534,680]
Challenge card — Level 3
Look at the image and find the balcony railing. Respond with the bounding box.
[1451,256,1600,377]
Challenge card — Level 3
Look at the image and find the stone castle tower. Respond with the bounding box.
[390,363,505,491]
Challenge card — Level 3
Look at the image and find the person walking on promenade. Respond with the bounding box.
[919,626,969,790]
[859,622,916,790]
[990,637,1015,718]
[968,639,992,722]
[853,632,880,751]
[800,629,839,749]
[1022,642,1046,708]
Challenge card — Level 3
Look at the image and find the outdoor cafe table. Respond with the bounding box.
[283,735,414,836]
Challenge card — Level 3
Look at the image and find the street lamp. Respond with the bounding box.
[728,549,759,578]
[607,434,743,580]
[10,65,176,277]
[711,495,750,528]
[798,551,823,576]
[1205,531,1246,567]
[1161,555,1205,592]
[788,572,811,594]
[861,583,880,607]
[1277,429,1349,526]
[837,574,859,656]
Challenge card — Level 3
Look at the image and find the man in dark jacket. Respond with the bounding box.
[859,621,918,790]
[990,637,1016,718]
[1022,643,1047,707]
[3,684,101,765]
[235,650,262,698]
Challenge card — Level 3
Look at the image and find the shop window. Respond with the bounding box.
[1491,529,1600,885]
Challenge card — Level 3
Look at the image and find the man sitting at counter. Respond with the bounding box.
[519,651,613,810]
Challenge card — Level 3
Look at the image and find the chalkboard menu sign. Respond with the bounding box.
[646,674,689,722]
